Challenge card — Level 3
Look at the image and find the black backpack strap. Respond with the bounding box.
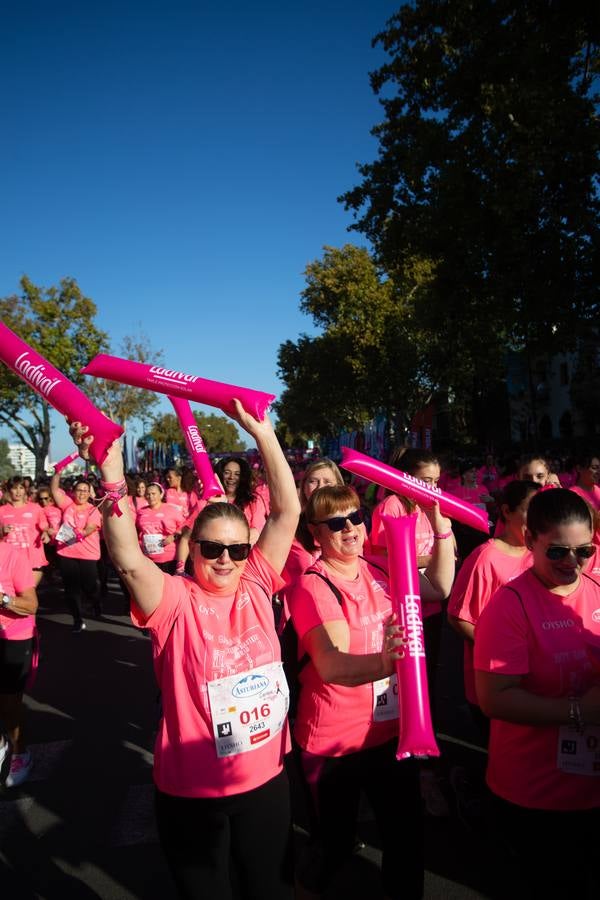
[294,568,346,673]
[359,555,388,576]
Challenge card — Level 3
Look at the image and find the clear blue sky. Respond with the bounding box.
[1,0,400,459]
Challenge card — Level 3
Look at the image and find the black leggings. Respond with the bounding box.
[58,556,99,624]
[155,770,294,900]
[300,740,423,899]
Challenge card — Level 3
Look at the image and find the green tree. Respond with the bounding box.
[149,411,246,454]
[0,276,109,478]
[85,329,163,428]
[0,438,12,481]
[341,1,600,442]
[275,245,430,439]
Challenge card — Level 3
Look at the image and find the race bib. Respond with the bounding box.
[143,533,164,555]
[207,661,289,758]
[373,673,399,722]
[557,725,600,776]
[55,522,77,546]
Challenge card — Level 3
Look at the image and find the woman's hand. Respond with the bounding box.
[380,613,406,676]
[422,500,452,536]
[68,421,124,482]
[228,398,274,441]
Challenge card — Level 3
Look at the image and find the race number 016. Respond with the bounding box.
[240,704,271,725]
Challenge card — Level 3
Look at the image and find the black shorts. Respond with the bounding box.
[0,637,34,694]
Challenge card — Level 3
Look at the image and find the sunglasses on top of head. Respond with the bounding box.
[545,544,595,561]
[195,540,251,561]
[312,509,365,532]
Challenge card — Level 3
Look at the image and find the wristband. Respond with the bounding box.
[568,695,584,732]
[433,531,452,540]
[97,482,128,518]
[75,531,85,542]
[175,560,185,576]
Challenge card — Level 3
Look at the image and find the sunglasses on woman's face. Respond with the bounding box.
[312,509,365,532]
[195,540,251,561]
[38,496,51,502]
[545,544,595,561]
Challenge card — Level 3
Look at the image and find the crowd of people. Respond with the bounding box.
[0,424,599,898]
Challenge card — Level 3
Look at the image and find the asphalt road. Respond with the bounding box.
[0,570,514,899]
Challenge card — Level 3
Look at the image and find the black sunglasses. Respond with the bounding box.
[313,509,365,532]
[195,540,251,561]
[545,544,595,561]
[38,496,51,501]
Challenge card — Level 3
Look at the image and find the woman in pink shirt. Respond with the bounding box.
[448,479,540,740]
[570,452,600,511]
[135,483,185,575]
[164,468,197,519]
[288,484,455,898]
[69,400,300,900]
[0,476,51,587]
[50,475,102,632]
[475,489,600,897]
[0,542,38,788]
[215,455,268,542]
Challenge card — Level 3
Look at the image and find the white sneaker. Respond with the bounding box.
[5,749,32,788]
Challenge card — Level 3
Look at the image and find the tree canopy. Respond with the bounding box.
[149,410,247,454]
[338,0,600,441]
[275,244,431,439]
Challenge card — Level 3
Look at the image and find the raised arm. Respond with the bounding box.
[229,400,300,573]
[70,425,164,617]
[419,502,456,600]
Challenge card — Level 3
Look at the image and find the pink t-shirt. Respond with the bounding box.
[165,488,196,518]
[254,482,271,515]
[136,503,185,564]
[452,484,488,507]
[0,502,49,568]
[447,540,532,703]
[44,504,63,541]
[288,557,397,756]
[55,497,102,560]
[474,569,600,810]
[477,466,500,493]
[242,495,268,533]
[133,496,149,514]
[570,485,600,511]
[131,547,288,798]
[0,542,36,640]
[370,494,440,618]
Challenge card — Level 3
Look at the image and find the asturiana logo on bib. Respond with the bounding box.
[149,366,198,384]
[592,609,600,624]
[15,353,61,398]
[232,673,269,699]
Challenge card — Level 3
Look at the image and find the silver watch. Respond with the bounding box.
[1,594,10,608]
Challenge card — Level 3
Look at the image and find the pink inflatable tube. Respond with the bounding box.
[52,451,80,474]
[341,447,489,533]
[0,321,123,465]
[81,354,275,420]
[383,514,440,760]
[168,397,224,500]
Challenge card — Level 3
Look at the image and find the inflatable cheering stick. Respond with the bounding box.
[383,514,440,760]
[168,397,224,500]
[341,447,489,533]
[0,321,123,465]
[81,354,275,420]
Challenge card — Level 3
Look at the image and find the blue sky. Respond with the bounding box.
[1,1,400,459]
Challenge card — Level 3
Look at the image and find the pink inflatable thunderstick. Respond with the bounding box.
[168,397,223,500]
[383,514,440,759]
[341,447,489,533]
[0,321,123,465]
[81,354,275,420]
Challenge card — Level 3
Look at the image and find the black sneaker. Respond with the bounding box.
[72,621,87,633]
